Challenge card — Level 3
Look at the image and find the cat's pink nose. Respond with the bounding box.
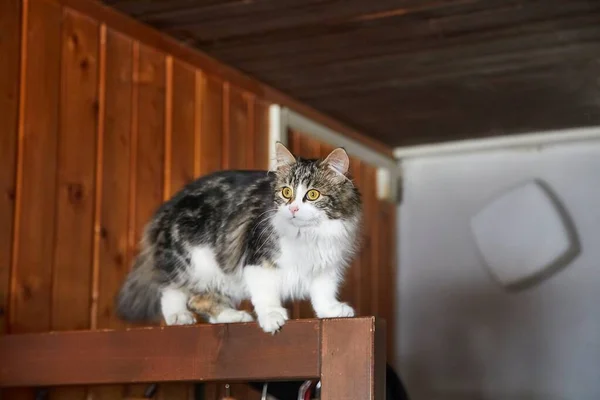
[289,204,299,215]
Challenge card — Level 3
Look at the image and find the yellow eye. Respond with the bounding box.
[306,189,320,201]
[281,186,293,199]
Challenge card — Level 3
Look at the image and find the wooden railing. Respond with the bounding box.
[0,317,385,399]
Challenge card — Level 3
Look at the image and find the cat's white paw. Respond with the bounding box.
[257,307,288,334]
[215,309,254,323]
[316,302,355,319]
[165,311,196,326]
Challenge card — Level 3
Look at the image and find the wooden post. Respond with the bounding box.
[320,318,386,400]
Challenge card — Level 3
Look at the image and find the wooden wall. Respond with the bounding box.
[0,0,396,399]
[0,0,268,398]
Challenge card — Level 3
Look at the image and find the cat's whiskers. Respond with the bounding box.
[251,209,277,235]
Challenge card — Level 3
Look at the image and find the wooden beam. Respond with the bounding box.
[0,319,321,387]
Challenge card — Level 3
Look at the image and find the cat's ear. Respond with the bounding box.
[324,147,350,176]
[273,141,296,170]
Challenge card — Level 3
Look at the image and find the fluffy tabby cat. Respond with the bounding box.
[116,142,362,333]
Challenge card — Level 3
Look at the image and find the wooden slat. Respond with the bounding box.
[134,43,165,251]
[253,98,271,170]
[198,75,224,175]
[10,0,61,335]
[0,0,21,336]
[343,157,362,315]
[52,7,99,332]
[90,27,133,400]
[96,29,133,332]
[170,60,196,193]
[227,86,251,169]
[358,164,375,316]
[159,57,197,400]
[378,201,396,361]
[5,2,62,398]
[125,42,166,400]
[320,317,386,400]
[51,9,100,400]
[0,320,321,387]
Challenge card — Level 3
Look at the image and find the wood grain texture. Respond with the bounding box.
[10,0,62,335]
[227,86,250,169]
[320,317,386,400]
[170,60,196,193]
[0,0,21,336]
[50,9,100,400]
[52,7,99,333]
[199,75,223,175]
[343,157,362,314]
[159,57,196,400]
[125,41,166,400]
[253,98,270,170]
[96,28,133,332]
[0,320,321,387]
[358,164,375,316]
[378,201,396,361]
[90,27,133,400]
[133,43,165,253]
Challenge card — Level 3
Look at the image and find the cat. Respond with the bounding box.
[115,142,362,333]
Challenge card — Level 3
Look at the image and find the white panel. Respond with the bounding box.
[470,180,578,290]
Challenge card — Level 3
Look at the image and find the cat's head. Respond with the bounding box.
[271,142,362,229]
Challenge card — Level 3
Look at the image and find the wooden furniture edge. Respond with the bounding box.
[320,317,386,400]
[43,0,393,158]
[0,317,385,395]
[0,318,321,387]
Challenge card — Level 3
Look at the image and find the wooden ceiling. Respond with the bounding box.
[102,0,600,148]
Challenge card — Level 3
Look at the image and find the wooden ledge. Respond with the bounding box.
[0,317,385,399]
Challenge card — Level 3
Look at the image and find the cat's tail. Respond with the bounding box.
[115,233,163,323]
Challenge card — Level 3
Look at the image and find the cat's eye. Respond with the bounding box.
[306,189,321,201]
[281,186,293,199]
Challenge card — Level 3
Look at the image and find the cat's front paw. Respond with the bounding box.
[165,310,196,326]
[316,302,355,319]
[257,307,288,334]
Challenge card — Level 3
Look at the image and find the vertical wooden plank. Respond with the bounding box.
[246,94,256,168]
[133,43,165,250]
[222,82,231,169]
[157,58,195,400]
[125,42,166,399]
[89,28,133,400]
[369,170,381,317]
[50,9,99,400]
[321,318,386,400]
[378,201,396,361]
[10,0,61,335]
[6,1,61,398]
[253,99,270,170]
[0,0,21,336]
[359,164,375,316]
[170,60,196,193]
[199,75,223,175]
[227,86,251,169]
[52,7,99,332]
[343,157,362,314]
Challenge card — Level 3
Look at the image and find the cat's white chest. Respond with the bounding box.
[274,221,352,300]
[277,236,341,271]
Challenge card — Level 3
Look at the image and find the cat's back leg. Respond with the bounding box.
[187,292,253,323]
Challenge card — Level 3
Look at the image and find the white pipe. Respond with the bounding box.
[393,126,600,160]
